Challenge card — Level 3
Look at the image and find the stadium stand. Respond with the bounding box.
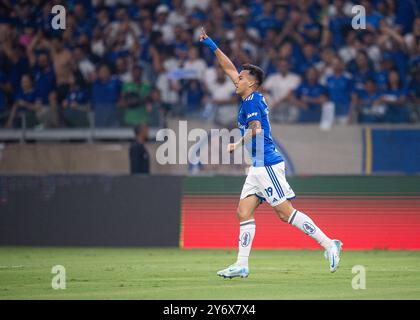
[0,0,418,133]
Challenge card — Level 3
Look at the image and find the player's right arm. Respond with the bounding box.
[199,28,239,84]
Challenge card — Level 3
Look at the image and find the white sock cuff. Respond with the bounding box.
[240,219,255,227]
[288,210,298,225]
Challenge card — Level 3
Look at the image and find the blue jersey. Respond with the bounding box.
[237,91,283,167]
[326,73,353,116]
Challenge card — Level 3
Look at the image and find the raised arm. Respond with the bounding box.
[199,27,239,84]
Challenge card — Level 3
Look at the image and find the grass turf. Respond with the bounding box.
[0,247,419,300]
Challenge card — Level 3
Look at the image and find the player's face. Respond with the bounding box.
[235,70,254,95]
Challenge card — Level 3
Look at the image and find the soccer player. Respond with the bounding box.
[199,28,343,278]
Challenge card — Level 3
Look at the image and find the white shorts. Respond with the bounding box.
[240,161,296,206]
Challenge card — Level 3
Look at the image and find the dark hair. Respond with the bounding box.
[365,77,376,84]
[387,68,401,89]
[134,123,148,136]
[242,63,264,87]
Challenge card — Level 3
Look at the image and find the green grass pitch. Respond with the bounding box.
[0,247,419,299]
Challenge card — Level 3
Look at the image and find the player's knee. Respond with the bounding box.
[274,204,294,223]
[236,207,252,222]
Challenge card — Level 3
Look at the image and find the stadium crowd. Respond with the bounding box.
[0,0,419,129]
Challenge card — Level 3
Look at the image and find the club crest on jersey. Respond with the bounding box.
[303,222,316,235]
[240,232,251,247]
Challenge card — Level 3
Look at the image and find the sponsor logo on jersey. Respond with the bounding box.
[247,112,258,119]
[303,222,316,234]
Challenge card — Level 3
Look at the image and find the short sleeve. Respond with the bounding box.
[242,95,262,124]
[294,85,302,98]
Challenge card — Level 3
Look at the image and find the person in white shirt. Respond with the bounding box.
[404,17,420,55]
[206,65,238,127]
[167,0,187,27]
[183,46,208,81]
[184,0,210,13]
[73,46,95,83]
[262,58,301,123]
[153,4,175,44]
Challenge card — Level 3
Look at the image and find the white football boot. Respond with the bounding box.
[217,264,249,279]
[324,239,343,273]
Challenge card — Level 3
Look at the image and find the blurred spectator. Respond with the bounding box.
[105,31,130,67]
[377,19,409,81]
[129,123,150,174]
[30,52,58,126]
[155,48,180,115]
[338,30,360,65]
[108,7,140,48]
[49,35,74,105]
[382,69,409,123]
[352,78,385,123]
[153,4,174,44]
[404,17,420,56]
[278,41,300,74]
[229,25,258,62]
[0,69,12,126]
[91,26,106,59]
[361,31,382,69]
[91,64,122,127]
[115,56,133,83]
[288,66,328,123]
[73,46,95,83]
[72,3,94,38]
[263,58,301,123]
[316,48,337,84]
[189,10,208,40]
[205,65,237,127]
[180,78,205,116]
[0,0,418,129]
[61,77,90,127]
[296,43,320,75]
[1,37,30,93]
[120,65,152,126]
[253,0,277,39]
[327,0,352,49]
[375,55,395,93]
[349,50,376,92]
[408,68,420,122]
[167,0,187,27]
[360,0,383,31]
[395,0,417,34]
[325,57,353,124]
[184,0,210,13]
[183,46,207,80]
[5,74,39,128]
[146,88,165,127]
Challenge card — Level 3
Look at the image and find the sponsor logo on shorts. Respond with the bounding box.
[240,232,251,247]
[303,222,316,235]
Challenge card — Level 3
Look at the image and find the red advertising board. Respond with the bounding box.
[181,195,420,250]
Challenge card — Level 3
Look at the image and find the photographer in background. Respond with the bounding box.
[129,123,150,175]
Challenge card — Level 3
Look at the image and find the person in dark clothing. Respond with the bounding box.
[129,123,150,174]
